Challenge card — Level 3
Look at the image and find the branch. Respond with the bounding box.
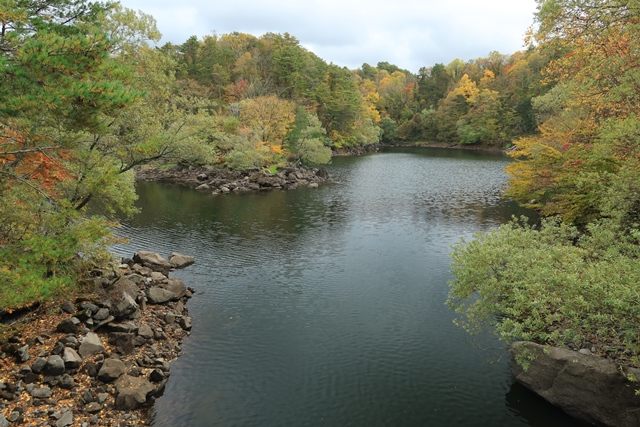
[0,170,57,206]
[0,146,59,156]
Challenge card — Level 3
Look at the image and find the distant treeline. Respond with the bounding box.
[163,33,556,153]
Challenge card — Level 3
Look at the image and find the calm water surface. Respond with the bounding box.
[113,148,580,427]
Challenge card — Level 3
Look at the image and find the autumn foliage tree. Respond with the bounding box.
[506,0,640,224]
[0,0,209,308]
[450,0,640,366]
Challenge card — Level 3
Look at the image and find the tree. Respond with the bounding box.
[506,0,640,224]
[286,109,331,165]
[0,0,208,308]
[239,96,295,148]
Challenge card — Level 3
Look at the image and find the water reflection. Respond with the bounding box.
[112,148,578,427]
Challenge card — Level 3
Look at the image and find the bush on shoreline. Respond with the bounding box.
[448,217,640,367]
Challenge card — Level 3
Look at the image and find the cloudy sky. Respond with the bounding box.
[119,0,538,72]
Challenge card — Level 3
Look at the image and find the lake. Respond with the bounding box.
[113,148,580,427]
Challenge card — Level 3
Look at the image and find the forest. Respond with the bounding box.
[1,0,639,367]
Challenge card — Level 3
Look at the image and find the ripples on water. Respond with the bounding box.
[113,148,580,427]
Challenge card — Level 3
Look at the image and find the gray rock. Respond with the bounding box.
[16,345,29,363]
[60,301,75,314]
[0,414,8,427]
[44,355,65,376]
[105,321,138,334]
[115,375,155,409]
[138,323,154,339]
[147,286,177,304]
[85,402,102,413]
[7,412,20,423]
[195,183,210,191]
[78,332,104,358]
[133,251,171,273]
[168,252,195,269]
[60,335,79,348]
[98,358,126,382]
[56,410,73,427]
[79,301,99,314]
[150,271,167,283]
[113,291,139,320]
[511,341,640,427]
[92,315,115,331]
[109,332,135,355]
[177,316,192,331]
[93,307,110,321]
[56,317,81,334]
[31,357,47,374]
[30,386,52,399]
[59,374,75,389]
[62,347,82,369]
[162,278,187,298]
[111,277,139,299]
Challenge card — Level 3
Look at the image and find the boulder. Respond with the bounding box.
[133,251,171,273]
[59,374,75,389]
[93,308,110,321]
[138,323,154,340]
[30,386,52,399]
[78,301,99,314]
[109,332,135,355]
[56,317,81,334]
[112,291,139,320]
[78,332,104,358]
[114,375,155,409]
[84,402,102,413]
[31,357,47,374]
[16,345,29,363]
[43,355,65,376]
[511,341,640,427]
[60,301,75,314]
[98,358,126,382]
[150,271,167,283]
[177,316,192,331]
[55,411,73,427]
[62,347,82,369]
[111,277,139,299]
[161,278,187,299]
[147,287,178,304]
[169,252,195,269]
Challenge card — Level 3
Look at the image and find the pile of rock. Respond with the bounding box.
[138,165,329,195]
[0,251,195,426]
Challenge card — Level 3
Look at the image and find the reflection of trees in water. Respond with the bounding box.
[131,181,350,242]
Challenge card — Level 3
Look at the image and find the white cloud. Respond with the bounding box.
[119,0,537,72]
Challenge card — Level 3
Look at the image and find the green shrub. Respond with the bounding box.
[448,218,640,366]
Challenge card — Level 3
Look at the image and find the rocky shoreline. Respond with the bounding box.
[137,165,329,194]
[382,141,507,154]
[331,144,380,156]
[0,250,196,426]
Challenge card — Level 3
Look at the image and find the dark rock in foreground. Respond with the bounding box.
[0,249,196,426]
[511,341,640,427]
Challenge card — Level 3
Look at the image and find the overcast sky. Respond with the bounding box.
[119,0,538,72]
